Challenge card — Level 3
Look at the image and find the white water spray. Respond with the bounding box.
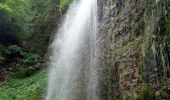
[46,0,98,100]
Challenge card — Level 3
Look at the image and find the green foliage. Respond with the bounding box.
[0,45,40,78]
[0,4,12,13]
[138,86,153,100]
[0,0,25,21]
[0,1,72,99]
[3,45,40,63]
[20,52,40,64]
[0,0,5,3]
[2,45,41,78]
[0,0,27,45]
[14,66,37,78]
[59,0,71,10]
[5,45,22,55]
[0,69,47,100]
[22,0,53,55]
[0,0,71,56]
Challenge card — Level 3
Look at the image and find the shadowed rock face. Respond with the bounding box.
[98,0,170,99]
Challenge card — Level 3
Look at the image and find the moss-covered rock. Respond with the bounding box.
[98,0,170,99]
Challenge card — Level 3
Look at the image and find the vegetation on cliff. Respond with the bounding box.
[0,0,169,99]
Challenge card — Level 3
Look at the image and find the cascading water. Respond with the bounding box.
[46,0,98,100]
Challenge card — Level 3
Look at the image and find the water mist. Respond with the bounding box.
[46,0,98,100]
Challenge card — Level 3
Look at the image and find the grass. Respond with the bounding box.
[0,69,47,100]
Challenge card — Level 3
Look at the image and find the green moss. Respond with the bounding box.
[143,31,153,83]
[138,86,154,100]
[0,69,47,100]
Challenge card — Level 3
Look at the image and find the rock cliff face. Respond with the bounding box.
[98,0,170,99]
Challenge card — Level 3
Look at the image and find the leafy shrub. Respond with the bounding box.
[4,45,40,63]
[20,52,40,64]
[5,45,22,55]
[0,3,12,13]
[14,66,37,78]
[0,69,47,100]
[2,45,41,78]
[59,0,71,10]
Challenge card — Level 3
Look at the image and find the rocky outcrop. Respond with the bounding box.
[98,0,170,99]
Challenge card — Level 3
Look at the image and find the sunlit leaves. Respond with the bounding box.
[0,4,12,13]
[59,0,71,10]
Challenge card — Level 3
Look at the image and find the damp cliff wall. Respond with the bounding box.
[98,0,170,99]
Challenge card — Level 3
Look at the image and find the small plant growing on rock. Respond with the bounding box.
[138,85,153,100]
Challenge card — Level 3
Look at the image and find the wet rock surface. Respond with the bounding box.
[98,0,170,99]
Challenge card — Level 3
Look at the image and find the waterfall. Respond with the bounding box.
[46,0,98,100]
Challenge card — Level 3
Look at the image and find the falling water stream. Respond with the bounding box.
[46,0,98,100]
